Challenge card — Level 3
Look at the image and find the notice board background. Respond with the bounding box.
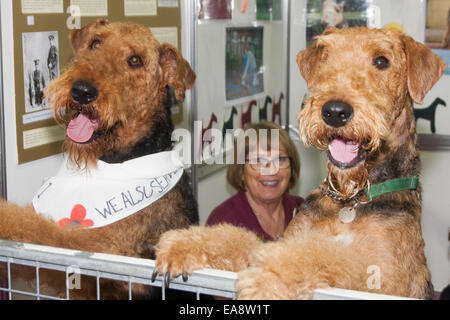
[12,0,182,164]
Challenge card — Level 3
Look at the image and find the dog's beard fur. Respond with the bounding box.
[326,162,370,199]
[298,95,391,200]
[46,74,127,169]
[47,74,171,169]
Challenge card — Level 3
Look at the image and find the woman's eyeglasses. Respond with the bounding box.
[246,156,291,170]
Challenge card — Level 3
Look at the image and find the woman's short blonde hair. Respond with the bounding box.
[226,121,300,192]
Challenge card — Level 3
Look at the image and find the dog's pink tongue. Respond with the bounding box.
[329,139,359,163]
[67,113,98,143]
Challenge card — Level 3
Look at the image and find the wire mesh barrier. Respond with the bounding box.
[0,239,412,300]
[0,240,237,300]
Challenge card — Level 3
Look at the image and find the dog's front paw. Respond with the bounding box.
[154,228,209,282]
[236,267,289,300]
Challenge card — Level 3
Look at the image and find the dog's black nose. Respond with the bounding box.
[71,80,98,105]
[321,100,354,127]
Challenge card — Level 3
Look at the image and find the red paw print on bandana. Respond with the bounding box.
[59,204,94,228]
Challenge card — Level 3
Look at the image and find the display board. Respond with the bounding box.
[12,0,182,164]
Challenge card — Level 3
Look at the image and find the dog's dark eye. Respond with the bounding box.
[128,55,144,68]
[373,56,390,70]
[89,39,101,50]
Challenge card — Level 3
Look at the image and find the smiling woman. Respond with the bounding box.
[205,121,303,241]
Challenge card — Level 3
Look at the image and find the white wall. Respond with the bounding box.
[421,151,450,291]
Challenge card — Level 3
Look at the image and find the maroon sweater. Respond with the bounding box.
[206,191,304,241]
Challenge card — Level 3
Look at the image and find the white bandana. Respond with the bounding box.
[32,151,184,229]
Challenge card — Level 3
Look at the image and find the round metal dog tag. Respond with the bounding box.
[339,207,356,224]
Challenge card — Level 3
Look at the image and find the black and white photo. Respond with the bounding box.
[22,31,59,113]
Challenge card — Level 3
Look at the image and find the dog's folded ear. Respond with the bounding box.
[159,43,196,103]
[69,26,88,53]
[297,43,321,83]
[69,19,110,53]
[402,35,447,104]
[297,28,337,83]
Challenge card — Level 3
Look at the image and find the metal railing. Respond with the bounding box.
[0,240,236,300]
[0,239,413,300]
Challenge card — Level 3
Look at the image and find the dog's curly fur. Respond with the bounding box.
[0,19,198,299]
[154,27,445,299]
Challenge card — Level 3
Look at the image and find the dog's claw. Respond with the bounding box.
[164,272,171,288]
[152,270,187,285]
[151,269,158,283]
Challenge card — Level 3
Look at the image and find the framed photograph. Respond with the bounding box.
[306,0,371,46]
[425,0,450,74]
[417,0,450,150]
[198,0,232,20]
[22,31,59,114]
[225,26,265,105]
[256,0,282,21]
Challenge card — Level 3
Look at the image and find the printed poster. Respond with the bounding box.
[21,0,63,14]
[198,0,232,20]
[70,0,108,16]
[225,27,265,105]
[306,0,371,46]
[425,0,450,75]
[151,27,178,48]
[125,0,157,16]
[256,0,282,21]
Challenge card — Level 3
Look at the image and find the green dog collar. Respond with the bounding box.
[364,176,419,201]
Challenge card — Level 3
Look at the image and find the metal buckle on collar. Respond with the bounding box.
[322,177,372,206]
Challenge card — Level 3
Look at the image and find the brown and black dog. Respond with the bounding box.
[154,27,445,299]
[0,19,197,299]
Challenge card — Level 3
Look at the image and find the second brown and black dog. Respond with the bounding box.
[154,27,445,299]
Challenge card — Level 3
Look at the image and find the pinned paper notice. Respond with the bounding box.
[158,0,178,7]
[23,125,65,150]
[150,27,178,49]
[125,0,157,16]
[27,16,35,26]
[21,0,63,14]
[70,0,108,16]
